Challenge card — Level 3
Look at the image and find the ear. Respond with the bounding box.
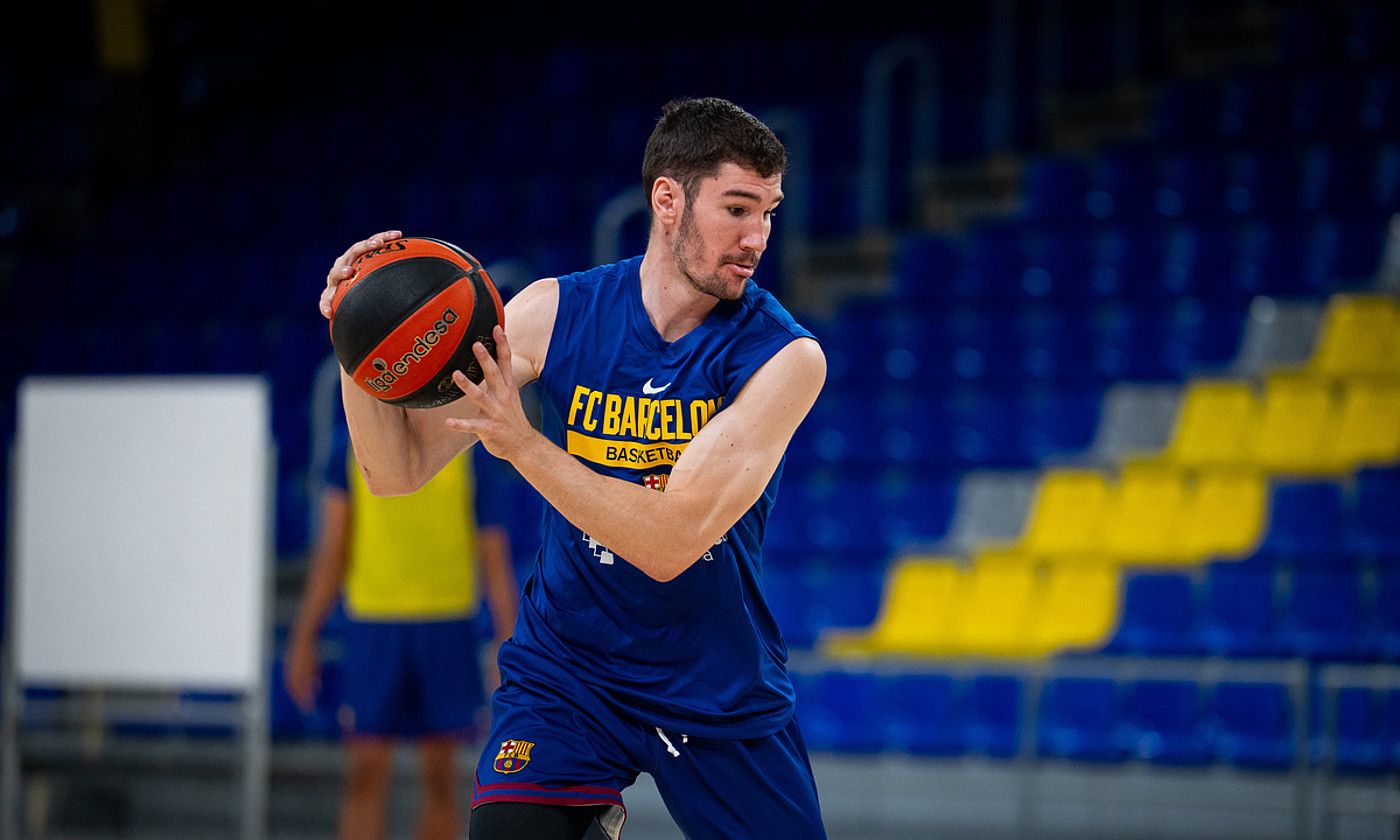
[651,177,683,232]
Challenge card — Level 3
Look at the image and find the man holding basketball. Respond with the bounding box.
[322,98,827,839]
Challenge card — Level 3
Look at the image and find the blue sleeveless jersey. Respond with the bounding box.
[509,255,815,739]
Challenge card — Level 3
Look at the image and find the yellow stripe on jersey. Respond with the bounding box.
[566,430,689,469]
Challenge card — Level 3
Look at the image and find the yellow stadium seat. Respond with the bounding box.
[1177,466,1268,559]
[1157,380,1259,468]
[1250,373,1342,474]
[1013,468,1111,558]
[1308,294,1400,379]
[1025,560,1121,655]
[821,558,964,658]
[949,554,1039,657]
[1331,378,1400,469]
[1101,463,1190,561]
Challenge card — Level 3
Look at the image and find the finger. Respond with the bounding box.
[319,287,336,318]
[473,341,507,391]
[327,229,404,286]
[491,325,514,384]
[452,370,500,415]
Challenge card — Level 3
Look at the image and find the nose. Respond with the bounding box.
[739,221,767,254]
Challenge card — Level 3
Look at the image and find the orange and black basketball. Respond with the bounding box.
[328,237,504,409]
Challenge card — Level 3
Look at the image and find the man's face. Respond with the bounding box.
[671,162,784,301]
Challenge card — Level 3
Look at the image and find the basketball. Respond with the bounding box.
[328,236,505,409]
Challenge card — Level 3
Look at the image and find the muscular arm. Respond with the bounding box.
[343,278,558,496]
[454,335,826,582]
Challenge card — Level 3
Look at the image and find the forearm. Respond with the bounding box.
[341,371,478,495]
[506,431,717,581]
[290,548,346,643]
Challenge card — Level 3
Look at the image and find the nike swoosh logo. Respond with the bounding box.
[642,378,671,395]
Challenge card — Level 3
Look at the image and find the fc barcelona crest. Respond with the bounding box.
[493,739,535,774]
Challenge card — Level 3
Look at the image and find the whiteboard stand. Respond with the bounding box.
[2,377,274,840]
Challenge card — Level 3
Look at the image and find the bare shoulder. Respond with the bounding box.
[502,278,560,382]
[758,336,827,393]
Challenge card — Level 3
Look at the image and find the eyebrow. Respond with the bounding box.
[722,188,785,206]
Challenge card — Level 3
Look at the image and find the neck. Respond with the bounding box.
[637,242,720,343]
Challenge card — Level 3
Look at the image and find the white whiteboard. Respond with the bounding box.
[14,377,271,690]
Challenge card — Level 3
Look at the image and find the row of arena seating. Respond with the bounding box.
[812,290,1400,661]
[793,668,1400,773]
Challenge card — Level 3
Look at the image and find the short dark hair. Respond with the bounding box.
[640,97,787,207]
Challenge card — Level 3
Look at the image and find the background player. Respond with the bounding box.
[321,97,828,838]
[284,412,519,840]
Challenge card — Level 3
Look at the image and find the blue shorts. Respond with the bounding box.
[340,616,484,740]
[471,640,826,839]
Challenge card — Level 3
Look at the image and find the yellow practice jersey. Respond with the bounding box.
[344,450,479,619]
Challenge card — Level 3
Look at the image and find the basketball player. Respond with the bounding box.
[285,414,518,840]
[321,97,827,839]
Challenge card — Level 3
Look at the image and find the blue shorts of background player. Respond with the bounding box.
[339,615,485,740]
[470,640,827,840]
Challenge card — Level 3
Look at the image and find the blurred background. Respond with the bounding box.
[3,0,1400,837]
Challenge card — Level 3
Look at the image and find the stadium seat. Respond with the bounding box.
[1210,681,1296,769]
[1198,562,1282,658]
[1331,686,1391,773]
[1369,567,1400,661]
[1101,464,1190,562]
[1028,560,1121,655]
[1351,467,1400,557]
[1281,567,1369,660]
[1037,677,1130,762]
[1153,380,1259,469]
[966,675,1024,759]
[1331,380,1400,471]
[1249,375,1342,474]
[884,673,969,757]
[1177,467,1269,559]
[1123,679,1212,765]
[821,558,963,658]
[1259,481,1348,558]
[794,670,885,754]
[1306,294,1400,380]
[1020,153,1092,223]
[1008,468,1111,559]
[1108,572,1200,656]
[946,555,1039,657]
[807,566,887,642]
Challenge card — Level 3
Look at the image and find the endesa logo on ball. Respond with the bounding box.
[363,307,459,394]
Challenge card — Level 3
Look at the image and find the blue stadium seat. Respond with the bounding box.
[1300,143,1377,216]
[1211,681,1296,769]
[1260,481,1347,559]
[794,670,884,754]
[1199,562,1282,658]
[1091,221,1170,302]
[1017,226,1097,304]
[1350,468,1400,556]
[1226,147,1300,217]
[1370,568,1400,662]
[1281,568,1369,660]
[885,673,969,757]
[1019,309,1094,383]
[1332,687,1391,774]
[1123,680,1211,765]
[1108,572,1201,656]
[1037,677,1130,762]
[1154,149,1229,221]
[963,221,1028,305]
[892,232,969,305]
[1087,146,1158,222]
[967,675,1023,759]
[1021,386,1103,462]
[797,468,883,554]
[875,466,958,549]
[1021,154,1091,223]
[806,564,886,638]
